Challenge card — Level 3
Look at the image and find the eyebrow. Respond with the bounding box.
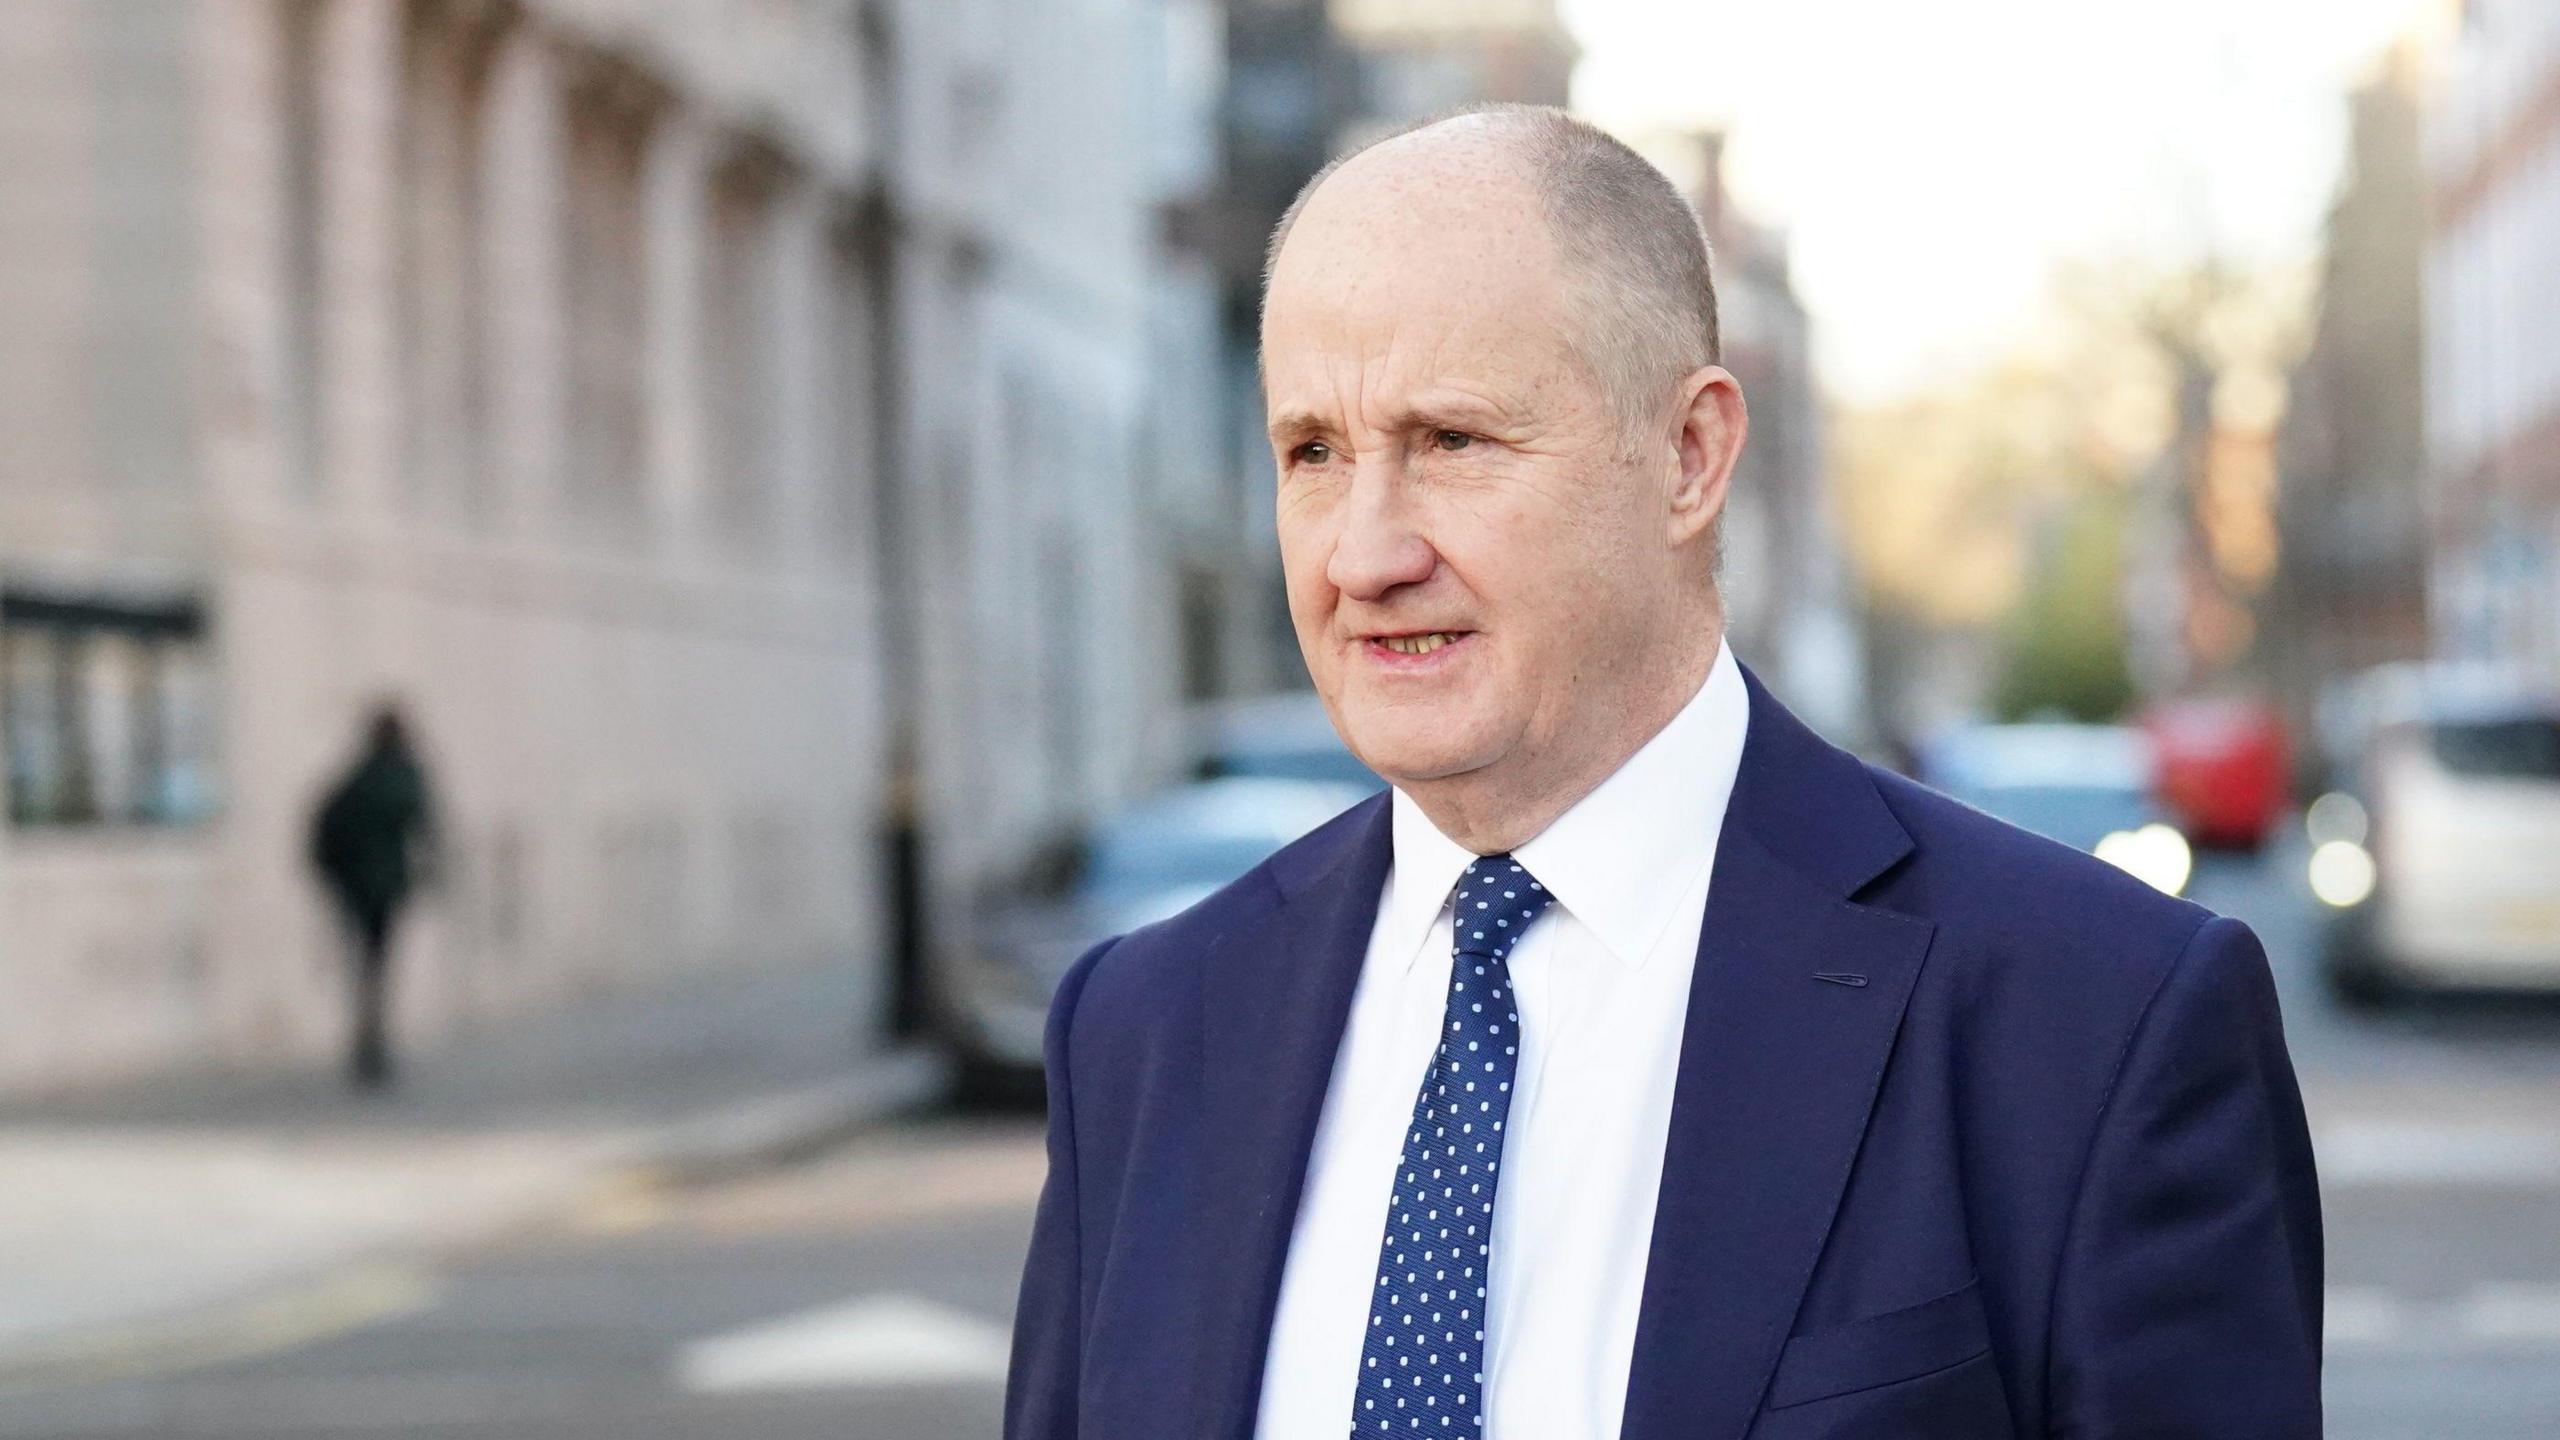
[1265,407,1330,442]
[1266,391,1518,442]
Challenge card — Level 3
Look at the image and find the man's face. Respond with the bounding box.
[1261,146,1680,793]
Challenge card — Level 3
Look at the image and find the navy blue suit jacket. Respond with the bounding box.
[1006,659,2323,1438]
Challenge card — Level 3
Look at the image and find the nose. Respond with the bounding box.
[1326,460,1437,603]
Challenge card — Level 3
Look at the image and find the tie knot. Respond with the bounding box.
[1451,853,1554,958]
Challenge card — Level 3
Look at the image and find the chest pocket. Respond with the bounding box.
[1764,1278,1993,1411]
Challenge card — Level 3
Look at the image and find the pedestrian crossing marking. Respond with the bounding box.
[673,1292,1009,1393]
[2330,1284,2560,1351]
[2316,1119,2560,1187]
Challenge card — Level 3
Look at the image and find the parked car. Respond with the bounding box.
[1917,721,2193,897]
[1193,690,1385,791]
[2312,692,2560,1005]
[931,776,1375,1094]
[2143,694,2291,851]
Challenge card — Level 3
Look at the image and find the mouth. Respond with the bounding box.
[1360,629,1476,667]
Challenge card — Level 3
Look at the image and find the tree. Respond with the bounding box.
[1991,491,2137,722]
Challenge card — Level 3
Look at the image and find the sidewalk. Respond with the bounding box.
[0,963,949,1373]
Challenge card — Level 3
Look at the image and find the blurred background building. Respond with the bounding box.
[1330,0,1576,144]
[5,0,2545,1102]
[1681,127,1868,747]
[0,0,1252,1091]
[0,0,1618,1095]
[2422,0,2560,680]
[2269,36,2430,760]
[0,0,909,1090]
[876,0,1236,1013]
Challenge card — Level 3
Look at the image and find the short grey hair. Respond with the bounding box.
[1261,103,1721,447]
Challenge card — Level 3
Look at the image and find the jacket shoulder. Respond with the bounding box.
[1071,789,1381,1022]
[1860,761,2218,1007]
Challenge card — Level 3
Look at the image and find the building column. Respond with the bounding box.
[0,2,97,511]
[312,0,403,523]
[400,16,485,527]
[189,0,287,517]
[478,23,565,539]
[768,176,830,578]
[641,109,709,561]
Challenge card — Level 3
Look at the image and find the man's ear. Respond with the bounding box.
[1667,365,1746,550]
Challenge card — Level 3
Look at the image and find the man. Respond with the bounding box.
[307,701,441,1089]
[1006,104,2321,1438]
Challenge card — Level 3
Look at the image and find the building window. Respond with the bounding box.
[0,592,216,828]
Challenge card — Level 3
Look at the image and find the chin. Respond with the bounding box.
[1343,709,1492,784]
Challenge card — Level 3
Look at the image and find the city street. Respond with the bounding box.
[2202,833,2560,1439]
[2,832,2557,1438]
[0,1114,1045,1440]
[0,0,2539,1435]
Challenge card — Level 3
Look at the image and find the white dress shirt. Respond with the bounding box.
[1255,635,1751,1440]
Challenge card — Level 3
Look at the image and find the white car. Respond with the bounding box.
[2314,696,2560,1003]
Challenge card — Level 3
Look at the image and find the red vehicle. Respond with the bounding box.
[2141,695,2291,851]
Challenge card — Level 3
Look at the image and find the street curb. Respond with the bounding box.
[618,1044,956,1187]
[0,1044,955,1390]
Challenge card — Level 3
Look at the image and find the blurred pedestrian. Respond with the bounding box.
[307,701,441,1090]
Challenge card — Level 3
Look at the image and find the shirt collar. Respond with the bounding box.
[1379,633,1750,971]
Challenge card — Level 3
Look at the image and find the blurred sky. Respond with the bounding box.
[1564,0,2440,405]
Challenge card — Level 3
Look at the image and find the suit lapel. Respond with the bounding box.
[1618,660,1938,1440]
[1187,661,1933,1440]
[1194,792,1393,1439]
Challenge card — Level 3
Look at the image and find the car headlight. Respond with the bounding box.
[2095,822,2192,896]
[2305,790,2369,847]
[2308,839,2377,908]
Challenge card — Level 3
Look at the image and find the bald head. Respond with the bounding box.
[1262,104,1720,442]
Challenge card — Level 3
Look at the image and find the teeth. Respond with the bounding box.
[1381,632,1459,655]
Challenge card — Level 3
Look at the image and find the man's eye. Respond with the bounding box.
[1433,430,1474,452]
[1292,441,1333,465]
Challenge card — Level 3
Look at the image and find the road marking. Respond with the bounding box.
[2330,1284,2560,1351]
[2316,1120,2560,1187]
[673,1292,1009,1393]
[0,1261,439,1395]
[2324,1286,2407,1346]
[0,1370,606,1433]
[568,1167,675,1236]
[2458,1284,2560,1344]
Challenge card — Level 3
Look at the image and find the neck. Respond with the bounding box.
[1403,618,1724,854]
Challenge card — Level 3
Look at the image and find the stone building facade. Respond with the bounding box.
[0,0,1231,1091]
[2424,0,2560,679]
[2269,38,2432,751]
[1683,130,1869,749]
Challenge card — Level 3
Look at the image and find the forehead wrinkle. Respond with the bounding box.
[1343,277,1557,398]
[1264,155,1590,447]
[1353,326,1499,438]
[1269,321,1561,447]
[1268,377,1523,445]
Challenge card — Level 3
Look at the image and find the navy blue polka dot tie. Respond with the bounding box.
[1349,853,1555,1435]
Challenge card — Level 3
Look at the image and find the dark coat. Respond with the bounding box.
[309,743,436,922]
